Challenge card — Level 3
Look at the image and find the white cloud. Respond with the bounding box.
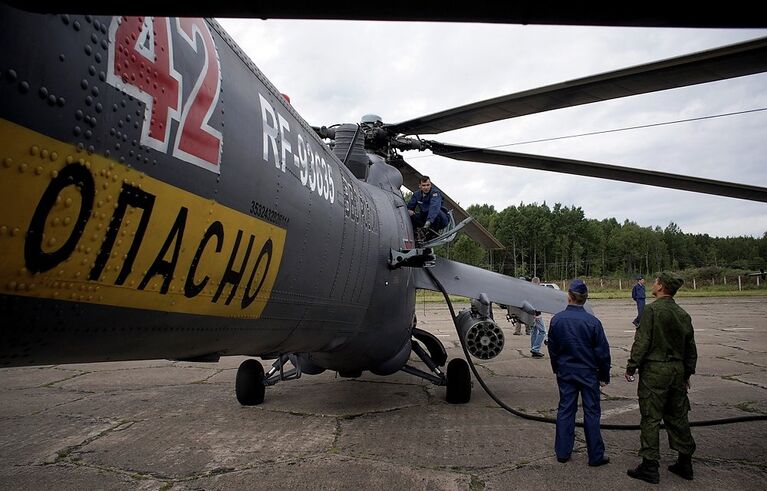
[217,18,767,238]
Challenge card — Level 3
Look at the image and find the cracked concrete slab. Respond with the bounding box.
[174,454,474,490]
[54,366,220,392]
[692,421,767,461]
[262,379,429,417]
[338,404,552,469]
[0,414,117,467]
[0,388,87,418]
[47,384,235,421]
[0,366,83,390]
[485,451,767,491]
[1,297,765,489]
[73,408,337,480]
[0,463,147,491]
[695,356,761,377]
[686,375,767,411]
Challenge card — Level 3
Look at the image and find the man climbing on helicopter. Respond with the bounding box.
[407,176,450,243]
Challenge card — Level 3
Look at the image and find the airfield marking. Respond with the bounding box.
[602,403,640,418]
[723,328,754,331]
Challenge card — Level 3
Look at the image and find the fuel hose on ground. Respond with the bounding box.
[424,268,767,429]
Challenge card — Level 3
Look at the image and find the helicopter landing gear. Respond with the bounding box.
[446,358,471,404]
[236,354,308,406]
[400,329,472,404]
[236,359,266,406]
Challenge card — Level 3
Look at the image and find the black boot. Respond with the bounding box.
[668,453,694,480]
[627,458,660,484]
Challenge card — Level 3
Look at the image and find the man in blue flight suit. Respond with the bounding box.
[548,279,611,467]
[632,275,646,327]
[407,176,449,240]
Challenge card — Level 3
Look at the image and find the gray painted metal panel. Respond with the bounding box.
[0,7,412,370]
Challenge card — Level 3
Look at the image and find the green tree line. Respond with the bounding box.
[438,202,767,280]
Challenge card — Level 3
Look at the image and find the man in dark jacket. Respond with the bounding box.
[625,271,697,484]
[407,176,449,237]
[548,279,611,467]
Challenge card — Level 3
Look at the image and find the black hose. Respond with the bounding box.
[424,268,767,429]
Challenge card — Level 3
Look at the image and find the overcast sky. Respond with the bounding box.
[217,19,767,238]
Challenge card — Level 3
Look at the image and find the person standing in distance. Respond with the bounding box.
[626,271,697,484]
[548,279,611,467]
[530,277,546,356]
[632,275,646,328]
[530,310,547,358]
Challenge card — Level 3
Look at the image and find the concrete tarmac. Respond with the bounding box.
[1,297,766,490]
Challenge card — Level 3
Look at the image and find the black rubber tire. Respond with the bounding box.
[446,358,472,404]
[236,359,266,406]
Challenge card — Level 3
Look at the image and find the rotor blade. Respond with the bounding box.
[429,142,767,203]
[389,36,767,136]
[392,158,505,250]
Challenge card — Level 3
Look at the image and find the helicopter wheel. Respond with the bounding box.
[445,358,471,404]
[236,359,266,406]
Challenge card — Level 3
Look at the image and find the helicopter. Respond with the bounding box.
[1,3,766,407]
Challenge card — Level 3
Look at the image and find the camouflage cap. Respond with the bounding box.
[657,271,684,295]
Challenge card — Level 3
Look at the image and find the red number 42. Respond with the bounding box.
[108,17,223,173]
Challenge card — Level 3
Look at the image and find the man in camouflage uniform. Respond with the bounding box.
[625,271,697,484]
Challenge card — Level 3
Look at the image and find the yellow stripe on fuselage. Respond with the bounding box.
[0,118,286,318]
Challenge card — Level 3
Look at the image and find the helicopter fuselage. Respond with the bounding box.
[0,10,416,373]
